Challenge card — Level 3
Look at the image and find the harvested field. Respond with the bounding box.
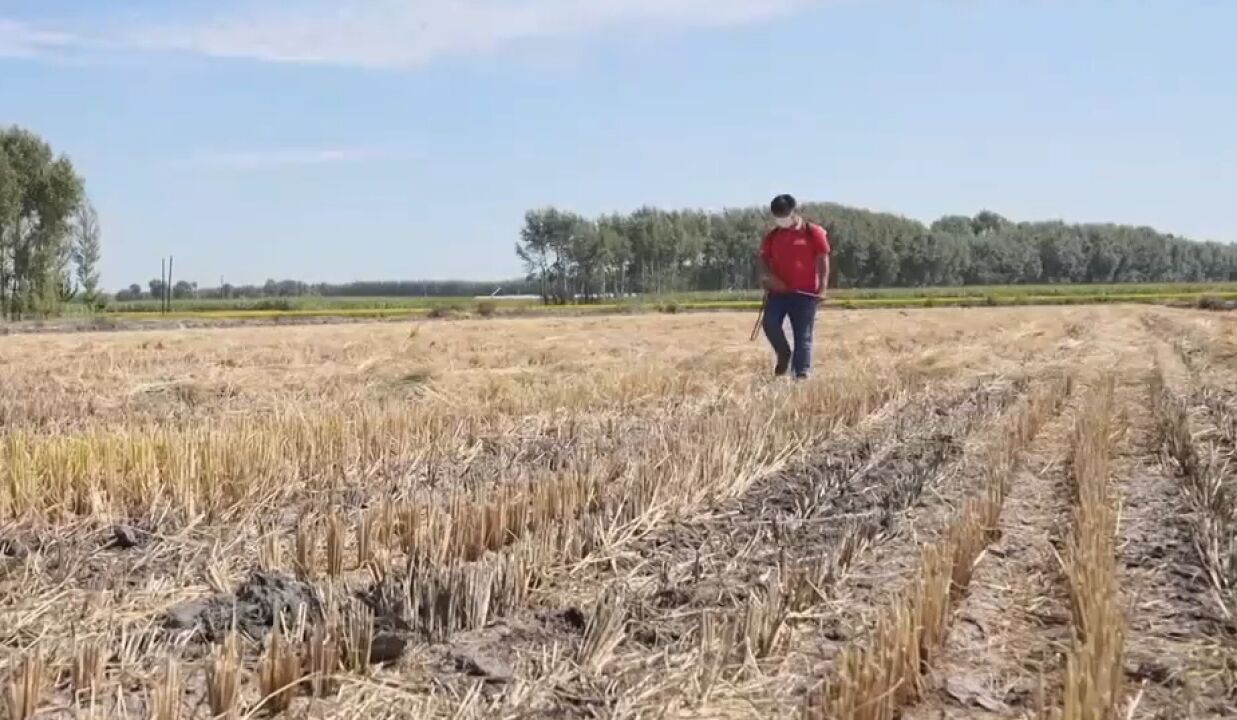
[0,306,1234,718]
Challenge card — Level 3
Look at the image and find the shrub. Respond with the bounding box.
[476,300,497,317]
[1197,294,1232,311]
[398,368,435,386]
[428,304,463,319]
[252,298,294,311]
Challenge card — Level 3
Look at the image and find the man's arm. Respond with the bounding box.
[817,253,830,298]
[757,236,787,292]
[812,224,831,298]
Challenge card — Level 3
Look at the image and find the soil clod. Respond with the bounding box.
[370,632,408,665]
[540,606,588,633]
[107,524,150,549]
[0,537,29,559]
[944,674,1010,713]
[162,571,323,642]
[452,646,514,683]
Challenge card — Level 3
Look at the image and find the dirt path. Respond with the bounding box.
[599,376,1065,718]
[1113,329,1237,717]
[902,388,1077,719]
[907,314,1237,719]
[431,381,985,715]
[392,376,1035,717]
[402,318,1082,718]
[900,311,1237,720]
[1115,420,1234,718]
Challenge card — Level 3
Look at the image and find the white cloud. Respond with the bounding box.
[4,1,821,69]
[127,0,817,68]
[0,18,77,58]
[189,147,388,170]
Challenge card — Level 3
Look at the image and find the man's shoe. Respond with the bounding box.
[774,355,791,376]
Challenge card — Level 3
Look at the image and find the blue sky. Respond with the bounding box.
[1,1,1234,290]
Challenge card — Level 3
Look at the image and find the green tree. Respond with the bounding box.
[0,126,88,319]
[564,219,607,302]
[73,200,102,304]
[517,208,587,304]
[931,215,975,237]
[597,216,632,296]
[972,210,1009,237]
[0,150,18,317]
[516,209,553,303]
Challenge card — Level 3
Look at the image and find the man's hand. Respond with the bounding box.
[761,275,788,293]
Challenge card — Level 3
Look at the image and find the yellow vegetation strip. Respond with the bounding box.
[803,375,1071,719]
[1059,377,1125,718]
[95,290,1237,322]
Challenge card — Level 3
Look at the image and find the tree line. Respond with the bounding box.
[0,127,101,319]
[118,200,1235,304]
[515,204,1237,302]
[114,278,538,302]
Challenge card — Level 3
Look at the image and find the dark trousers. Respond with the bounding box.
[762,292,819,377]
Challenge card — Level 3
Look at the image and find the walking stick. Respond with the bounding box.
[750,292,768,342]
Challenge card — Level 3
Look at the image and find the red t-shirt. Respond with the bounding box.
[761,222,831,294]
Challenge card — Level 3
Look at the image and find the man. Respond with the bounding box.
[758,194,831,379]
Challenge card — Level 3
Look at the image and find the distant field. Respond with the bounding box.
[98,282,1237,320]
[673,281,1237,303]
[107,295,490,313]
